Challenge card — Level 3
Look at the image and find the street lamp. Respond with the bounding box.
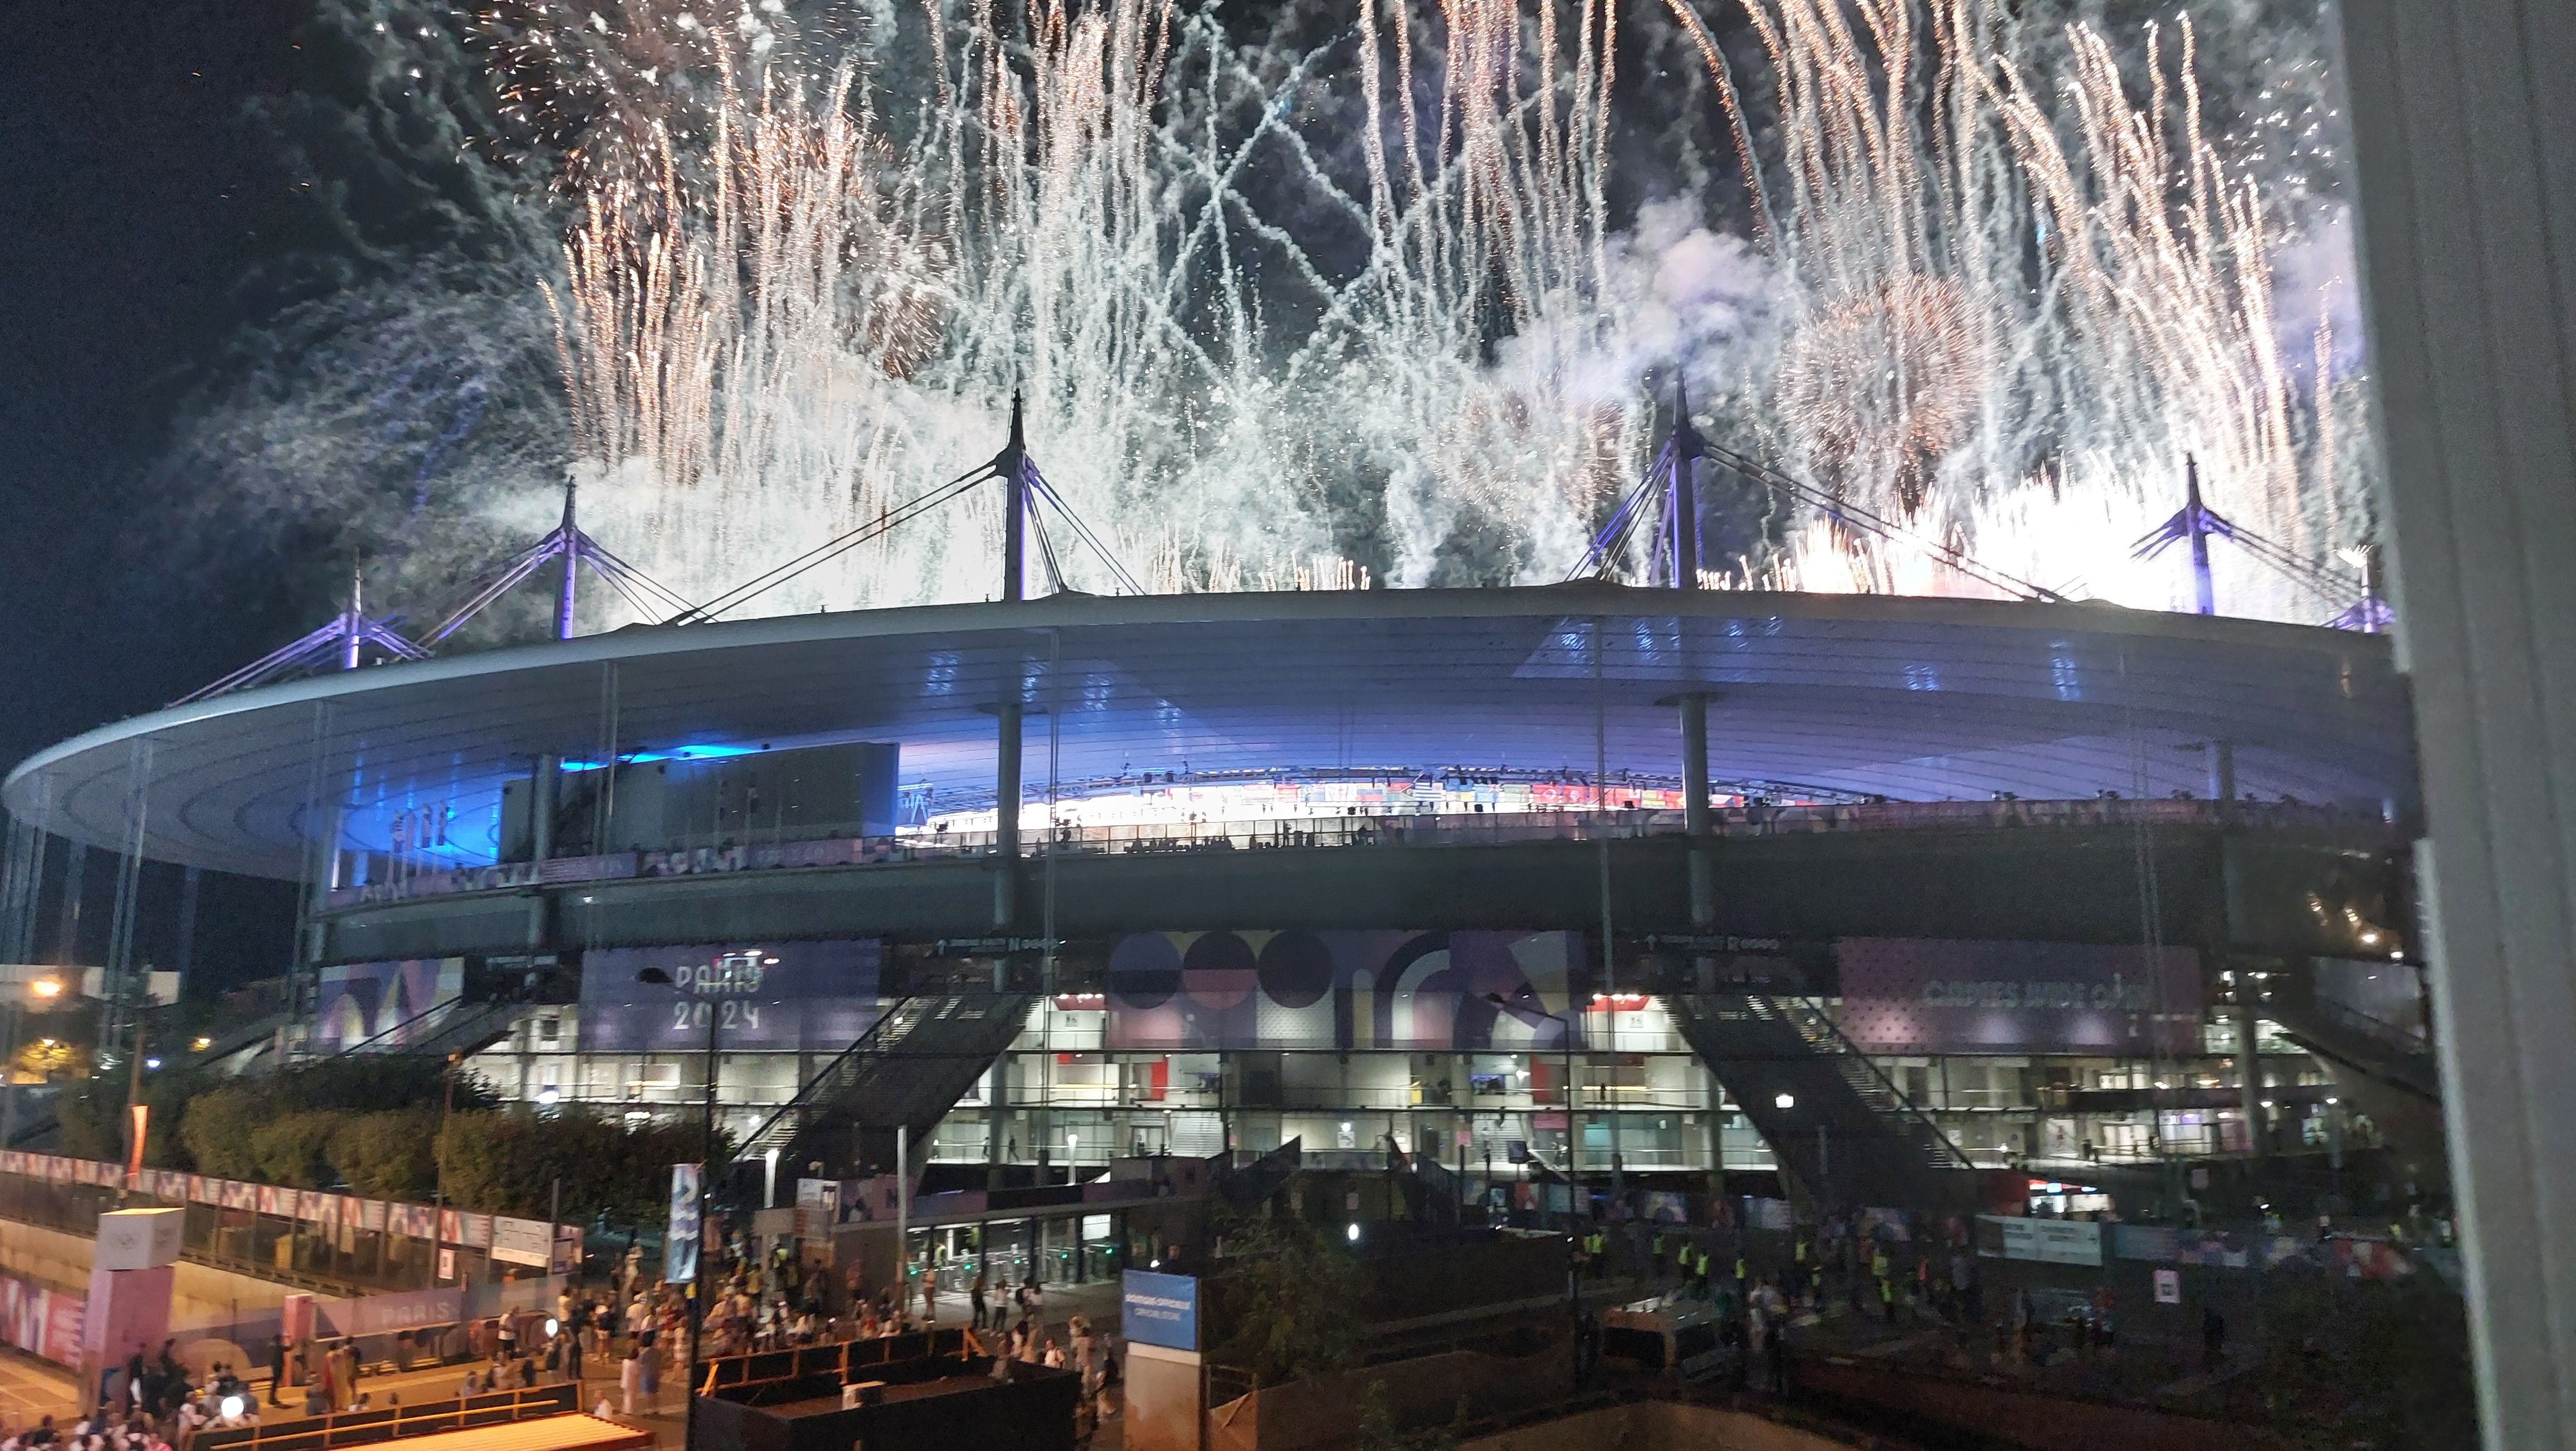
[637,965,719,1451]
[2,976,63,1148]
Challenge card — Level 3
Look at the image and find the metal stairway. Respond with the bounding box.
[2265,994,2440,1102]
[326,995,523,1063]
[743,991,1036,1180]
[1665,993,1976,1208]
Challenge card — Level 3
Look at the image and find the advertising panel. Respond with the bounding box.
[1121,1270,1198,1351]
[1983,1215,2105,1267]
[1835,938,2202,1055]
[578,940,884,1051]
[311,959,466,1054]
[1104,930,1592,1051]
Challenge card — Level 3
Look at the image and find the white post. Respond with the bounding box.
[2344,0,2576,1439]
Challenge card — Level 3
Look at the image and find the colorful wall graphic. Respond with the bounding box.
[1104,930,1595,1051]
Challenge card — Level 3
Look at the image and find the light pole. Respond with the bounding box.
[638,966,719,1451]
[430,1051,464,1289]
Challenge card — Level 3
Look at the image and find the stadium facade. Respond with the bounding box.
[4,586,2427,1230]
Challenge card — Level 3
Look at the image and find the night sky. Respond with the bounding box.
[0,1,326,990]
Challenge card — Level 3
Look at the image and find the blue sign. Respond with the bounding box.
[1121,1269,1199,1351]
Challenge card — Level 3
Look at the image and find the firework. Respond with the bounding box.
[209,0,2367,632]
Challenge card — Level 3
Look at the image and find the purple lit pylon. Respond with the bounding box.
[2131,456,2238,616]
[423,475,694,646]
[173,568,427,704]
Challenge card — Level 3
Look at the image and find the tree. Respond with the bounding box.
[248,1112,339,1189]
[177,1085,269,1179]
[1205,1212,1367,1386]
[436,1106,729,1231]
[329,1109,441,1200]
[1353,1380,1462,1451]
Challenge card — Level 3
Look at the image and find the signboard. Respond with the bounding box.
[579,941,884,1052]
[1121,1270,1199,1351]
[491,1216,553,1269]
[2154,1268,2182,1305]
[1835,938,2202,1055]
[667,1165,703,1285]
[437,1248,456,1282]
[1985,1215,2105,1267]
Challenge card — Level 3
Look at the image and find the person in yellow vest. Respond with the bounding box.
[1879,1274,1896,1324]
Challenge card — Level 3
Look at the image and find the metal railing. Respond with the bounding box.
[322,797,2388,910]
[192,1382,587,1451]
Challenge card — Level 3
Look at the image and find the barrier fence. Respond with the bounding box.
[0,1152,579,1298]
[191,1382,623,1451]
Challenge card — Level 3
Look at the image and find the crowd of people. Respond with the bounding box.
[0,1341,266,1451]
[0,1234,1121,1446]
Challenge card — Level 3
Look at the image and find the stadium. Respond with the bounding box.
[1,561,2429,1255]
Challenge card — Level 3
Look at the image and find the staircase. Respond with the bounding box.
[743,992,1036,1179]
[1217,1137,1304,1211]
[2266,993,2440,1102]
[1665,992,1976,1208]
[326,996,523,1063]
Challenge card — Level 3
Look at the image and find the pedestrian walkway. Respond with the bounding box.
[0,1346,80,1427]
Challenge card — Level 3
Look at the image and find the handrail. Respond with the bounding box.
[737,997,914,1153]
[1779,996,1975,1168]
[192,1381,578,1450]
[326,995,464,1056]
[321,798,2395,912]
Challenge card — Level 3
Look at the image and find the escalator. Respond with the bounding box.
[740,991,1037,1180]
[1666,993,1978,1208]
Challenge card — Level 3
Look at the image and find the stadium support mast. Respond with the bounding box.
[2133,456,2231,615]
[174,569,427,704]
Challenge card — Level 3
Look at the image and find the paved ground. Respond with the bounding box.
[0,1346,81,1431]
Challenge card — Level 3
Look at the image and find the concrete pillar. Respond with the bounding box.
[993,700,1022,930]
[1679,694,1715,930]
[527,756,559,947]
[2235,990,2265,1162]
[2343,0,2576,1437]
[85,1209,181,1395]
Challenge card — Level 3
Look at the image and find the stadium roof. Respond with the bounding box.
[4,586,2417,880]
